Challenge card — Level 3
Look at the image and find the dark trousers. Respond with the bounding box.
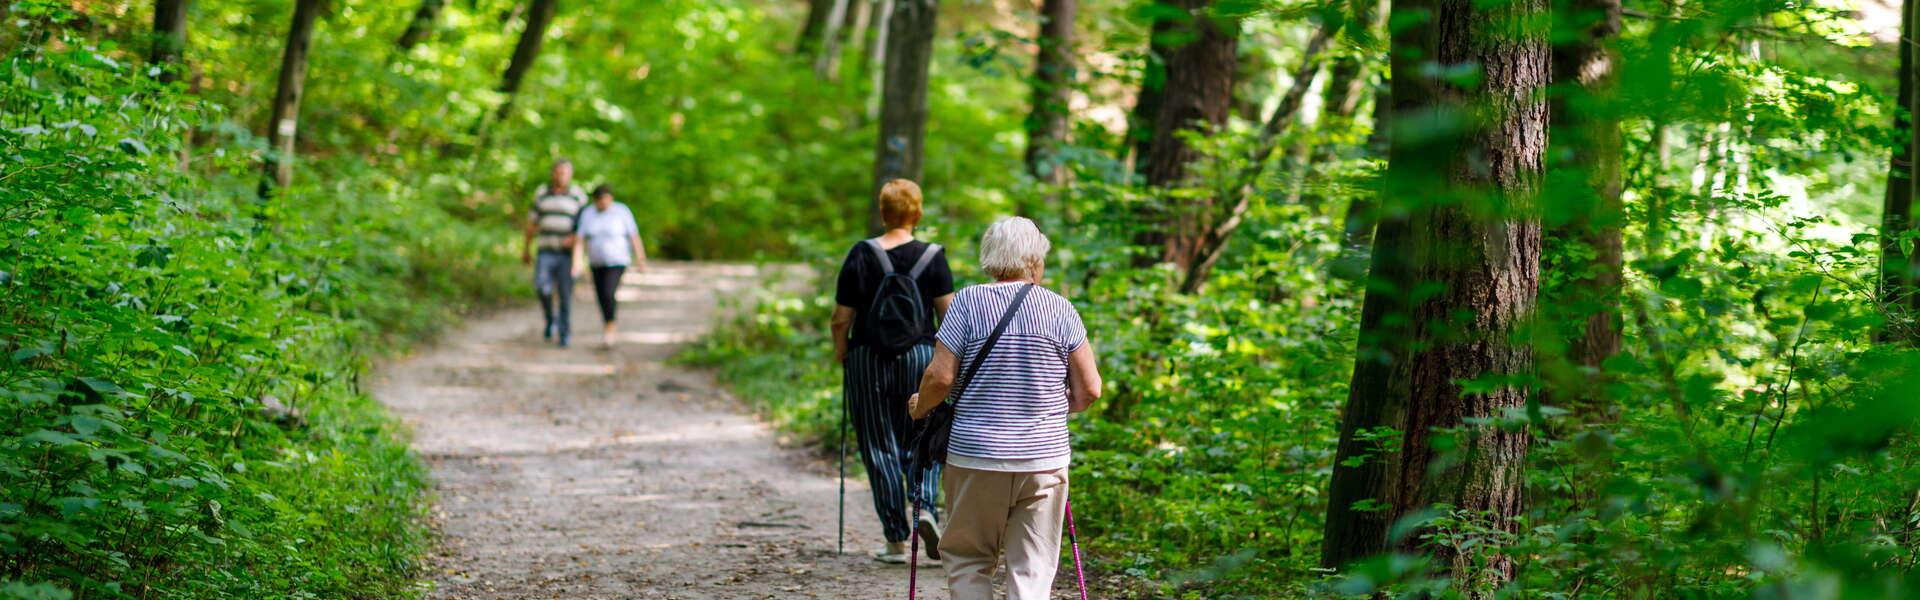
[533,250,573,337]
[844,344,941,543]
[590,265,626,323]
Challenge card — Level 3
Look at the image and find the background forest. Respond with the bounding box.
[3,0,1919,597]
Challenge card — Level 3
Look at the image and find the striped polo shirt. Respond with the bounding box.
[528,184,587,252]
[934,282,1088,472]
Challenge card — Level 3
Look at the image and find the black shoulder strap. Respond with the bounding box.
[864,239,895,274]
[907,243,942,279]
[950,283,1036,411]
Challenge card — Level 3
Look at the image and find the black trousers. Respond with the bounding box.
[590,265,626,323]
[843,344,941,543]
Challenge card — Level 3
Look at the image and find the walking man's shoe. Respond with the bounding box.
[916,512,942,561]
[872,542,909,564]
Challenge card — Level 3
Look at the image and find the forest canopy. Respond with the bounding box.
[3,0,1920,597]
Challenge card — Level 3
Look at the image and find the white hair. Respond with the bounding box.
[978,217,1051,281]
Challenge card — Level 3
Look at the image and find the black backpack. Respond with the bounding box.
[861,239,943,356]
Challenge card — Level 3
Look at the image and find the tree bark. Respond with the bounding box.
[1883,0,1920,341]
[396,0,446,52]
[1023,0,1077,199]
[869,0,938,234]
[814,0,856,78]
[1140,0,1236,268]
[259,0,324,197]
[799,0,837,55]
[1173,25,1332,293]
[493,0,558,122]
[1386,0,1547,588]
[1126,9,1177,177]
[150,0,189,84]
[1546,0,1624,413]
[864,0,895,121]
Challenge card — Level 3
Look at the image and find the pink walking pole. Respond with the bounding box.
[1065,499,1089,600]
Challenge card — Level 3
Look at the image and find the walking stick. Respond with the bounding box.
[907,496,922,600]
[838,393,848,556]
[1066,498,1089,600]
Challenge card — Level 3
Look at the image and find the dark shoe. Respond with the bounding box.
[915,513,941,561]
[543,323,554,340]
[557,335,570,348]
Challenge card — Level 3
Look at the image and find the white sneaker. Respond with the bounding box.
[872,542,909,564]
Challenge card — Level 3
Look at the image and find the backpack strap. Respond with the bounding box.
[864,238,896,274]
[950,283,1037,412]
[907,244,942,279]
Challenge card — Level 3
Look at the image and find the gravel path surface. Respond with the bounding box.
[374,262,947,599]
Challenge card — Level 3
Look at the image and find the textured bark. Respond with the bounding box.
[1546,0,1624,412]
[493,0,558,122]
[260,0,323,196]
[396,0,447,52]
[1883,0,1920,340]
[1386,0,1548,587]
[868,0,938,234]
[1320,212,1413,569]
[1126,10,1177,176]
[150,0,190,84]
[1173,25,1332,293]
[1023,0,1077,194]
[1141,0,1236,270]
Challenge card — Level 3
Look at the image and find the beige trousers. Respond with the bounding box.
[938,465,1069,600]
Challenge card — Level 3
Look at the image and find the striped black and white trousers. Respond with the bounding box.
[843,343,942,543]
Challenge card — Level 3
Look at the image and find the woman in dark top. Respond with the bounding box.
[831,179,954,564]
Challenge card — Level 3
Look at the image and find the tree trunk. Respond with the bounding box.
[815,0,860,79]
[1386,0,1548,587]
[1545,0,1624,413]
[1173,25,1332,293]
[868,0,938,235]
[1126,9,1177,177]
[840,0,872,79]
[864,0,895,121]
[494,0,558,122]
[1329,81,1391,281]
[1883,0,1920,341]
[1141,0,1236,267]
[150,0,189,84]
[259,0,323,197]
[396,0,446,52]
[1023,0,1077,200]
[798,0,837,55]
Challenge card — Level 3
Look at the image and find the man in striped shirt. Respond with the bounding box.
[520,159,587,347]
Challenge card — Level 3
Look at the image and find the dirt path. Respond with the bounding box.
[374,262,946,599]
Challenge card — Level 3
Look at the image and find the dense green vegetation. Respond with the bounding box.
[5,0,1920,597]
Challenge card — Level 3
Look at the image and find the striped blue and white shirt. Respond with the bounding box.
[934,282,1088,472]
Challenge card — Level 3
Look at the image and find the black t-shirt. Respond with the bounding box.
[835,239,955,349]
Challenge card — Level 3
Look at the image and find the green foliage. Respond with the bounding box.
[0,12,511,598]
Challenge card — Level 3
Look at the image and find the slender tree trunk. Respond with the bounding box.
[1883,0,1920,341]
[841,0,872,78]
[493,0,558,122]
[150,0,189,84]
[869,0,938,234]
[814,0,852,78]
[259,0,323,197]
[1174,25,1332,293]
[396,0,447,52]
[1546,0,1624,414]
[1023,0,1078,203]
[1330,81,1391,281]
[1126,10,1177,176]
[1141,0,1237,267]
[799,0,837,55]
[1387,0,1548,588]
[865,0,895,121]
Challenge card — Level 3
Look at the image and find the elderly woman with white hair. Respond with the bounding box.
[909,217,1103,600]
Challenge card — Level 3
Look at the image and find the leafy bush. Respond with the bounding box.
[0,32,512,599]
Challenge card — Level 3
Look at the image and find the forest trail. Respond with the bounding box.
[373,262,944,599]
